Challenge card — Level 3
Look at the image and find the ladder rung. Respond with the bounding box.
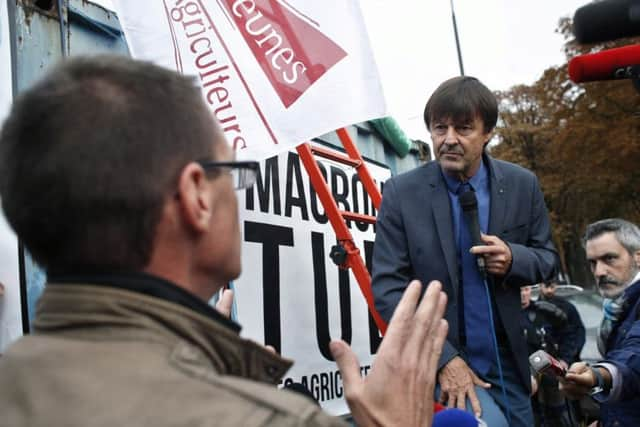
[296,139,387,335]
[339,211,377,224]
[310,145,361,167]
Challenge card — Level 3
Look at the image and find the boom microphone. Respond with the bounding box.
[459,189,486,277]
[568,44,640,83]
[573,0,640,44]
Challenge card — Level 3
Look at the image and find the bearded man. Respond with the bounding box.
[560,218,640,427]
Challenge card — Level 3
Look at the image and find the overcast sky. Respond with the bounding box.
[360,0,589,140]
[94,0,590,140]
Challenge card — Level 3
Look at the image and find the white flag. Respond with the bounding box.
[112,0,387,160]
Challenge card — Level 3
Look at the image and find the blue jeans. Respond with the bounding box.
[436,348,533,427]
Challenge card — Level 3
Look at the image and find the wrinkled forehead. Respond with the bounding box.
[586,232,626,258]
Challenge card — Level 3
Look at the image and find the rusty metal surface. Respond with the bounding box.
[14,0,62,91]
[11,0,128,327]
[14,0,127,93]
[68,0,127,55]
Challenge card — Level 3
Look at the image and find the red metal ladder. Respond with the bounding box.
[296,127,388,334]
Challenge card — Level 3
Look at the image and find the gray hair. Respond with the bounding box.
[583,218,640,255]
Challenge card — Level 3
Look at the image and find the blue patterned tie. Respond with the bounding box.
[458,183,495,375]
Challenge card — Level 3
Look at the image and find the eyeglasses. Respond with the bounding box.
[197,160,259,190]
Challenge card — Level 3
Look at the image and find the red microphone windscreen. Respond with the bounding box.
[568,44,640,83]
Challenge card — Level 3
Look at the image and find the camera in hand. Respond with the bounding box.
[529,349,567,378]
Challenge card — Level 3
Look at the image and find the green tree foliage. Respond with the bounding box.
[490,18,640,287]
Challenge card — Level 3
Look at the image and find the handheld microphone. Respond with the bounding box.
[459,189,486,277]
[573,0,640,44]
[460,190,511,424]
[568,44,640,83]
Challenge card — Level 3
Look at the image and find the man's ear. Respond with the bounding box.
[633,249,640,266]
[175,162,213,233]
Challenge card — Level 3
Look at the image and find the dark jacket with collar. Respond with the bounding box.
[597,280,640,427]
[544,295,586,364]
[371,154,558,390]
[0,274,346,427]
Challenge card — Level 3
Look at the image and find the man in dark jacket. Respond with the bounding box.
[521,286,568,359]
[560,218,640,427]
[0,55,449,427]
[540,280,586,367]
[521,285,576,427]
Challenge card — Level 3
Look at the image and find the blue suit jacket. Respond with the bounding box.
[371,155,558,389]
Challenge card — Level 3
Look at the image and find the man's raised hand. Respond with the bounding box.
[331,280,448,427]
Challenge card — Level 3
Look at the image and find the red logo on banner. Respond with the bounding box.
[224,0,348,108]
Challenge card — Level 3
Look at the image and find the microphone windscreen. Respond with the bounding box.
[573,0,640,44]
[568,44,640,83]
[433,408,479,427]
[459,189,478,212]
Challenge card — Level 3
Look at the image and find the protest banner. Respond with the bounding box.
[113,1,389,413]
[235,142,389,414]
[113,0,386,160]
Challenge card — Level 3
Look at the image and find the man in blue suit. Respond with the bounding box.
[372,76,558,427]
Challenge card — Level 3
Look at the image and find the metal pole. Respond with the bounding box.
[450,0,465,76]
[57,0,68,56]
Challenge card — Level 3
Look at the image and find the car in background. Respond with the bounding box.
[566,290,603,362]
[531,284,603,362]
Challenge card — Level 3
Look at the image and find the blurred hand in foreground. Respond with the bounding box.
[331,280,448,427]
